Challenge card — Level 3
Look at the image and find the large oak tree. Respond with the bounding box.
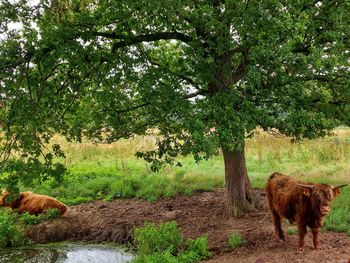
[0,0,349,216]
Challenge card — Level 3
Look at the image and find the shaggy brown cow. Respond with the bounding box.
[265,172,347,251]
[0,191,67,215]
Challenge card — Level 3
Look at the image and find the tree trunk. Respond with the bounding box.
[223,145,258,218]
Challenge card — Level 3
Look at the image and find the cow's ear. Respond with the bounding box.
[333,184,347,197]
[333,188,341,197]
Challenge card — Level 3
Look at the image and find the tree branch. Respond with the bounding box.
[182,90,205,99]
[135,44,207,97]
[231,47,249,84]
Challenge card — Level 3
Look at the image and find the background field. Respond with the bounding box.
[26,128,350,235]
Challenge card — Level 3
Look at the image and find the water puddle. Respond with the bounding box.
[0,243,134,263]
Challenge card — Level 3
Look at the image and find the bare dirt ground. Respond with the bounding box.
[27,189,350,263]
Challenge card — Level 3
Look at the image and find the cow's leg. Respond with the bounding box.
[311,227,321,250]
[297,223,307,252]
[271,210,286,241]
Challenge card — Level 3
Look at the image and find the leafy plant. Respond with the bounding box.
[19,212,45,225]
[0,210,28,248]
[134,221,211,263]
[45,208,60,219]
[19,208,61,226]
[134,221,183,256]
[227,232,247,249]
[178,237,212,262]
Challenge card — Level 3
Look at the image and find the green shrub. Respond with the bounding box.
[0,210,28,248]
[46,208,60,219]
[19,212,44,225]
[133,251,178,263]
[177,237,212,263]
[19,208,60,225]
[134,221,211,263]
[134,221,183,256]
[227,232,247,249]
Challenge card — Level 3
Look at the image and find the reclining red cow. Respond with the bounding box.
[265,172,347,251]
[0,191,67,216]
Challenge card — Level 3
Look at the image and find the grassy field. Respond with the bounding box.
[1,128,349,249]
[21,128,350,236]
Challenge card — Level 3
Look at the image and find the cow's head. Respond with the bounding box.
[298,183,347,216]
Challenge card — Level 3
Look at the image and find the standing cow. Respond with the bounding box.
[265,172,347,251]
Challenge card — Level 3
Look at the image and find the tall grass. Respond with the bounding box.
[27,128,350,204]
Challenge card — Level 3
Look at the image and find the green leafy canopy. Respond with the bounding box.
[0,0,349,186]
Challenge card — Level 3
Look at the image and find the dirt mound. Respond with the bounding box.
[27,189,350,262]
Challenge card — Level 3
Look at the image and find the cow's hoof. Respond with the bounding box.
[314,245,324,250]
[279,236,287,242]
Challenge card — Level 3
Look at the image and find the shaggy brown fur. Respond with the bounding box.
[265,172,346,251]
[0,191,67,215]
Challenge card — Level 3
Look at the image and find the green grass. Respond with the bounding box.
[6,128,349,236]
[227,232,247,249]
[324,188,350,236]
[286,228,297,235]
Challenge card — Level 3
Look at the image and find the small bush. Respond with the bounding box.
[0,210,28,248]
[19,208,60,225]
[178,237,212,263]
[134,221,183,256]
[228,232,247,249]
[133,251,178,263]
[134,221,211,263]
[19,212,44,225]
[46,208,60,219]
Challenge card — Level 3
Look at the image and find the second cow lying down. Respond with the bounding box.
[0,191,67,216]
[265,172,347,251]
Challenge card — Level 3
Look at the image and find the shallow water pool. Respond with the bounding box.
[0,243,134,263]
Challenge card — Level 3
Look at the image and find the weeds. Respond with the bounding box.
[19,209,60,225]
[227,232,247,249]
[134,221,183,256]
[0,210,28,248]
[0,207,62,248]
[133,221,211,263]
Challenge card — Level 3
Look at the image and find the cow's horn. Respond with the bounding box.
[297,184,314,190]
[333,184,348,190]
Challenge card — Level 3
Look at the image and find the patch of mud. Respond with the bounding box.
[27,189,350,263]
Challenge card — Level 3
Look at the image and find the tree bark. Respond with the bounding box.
[223,144,258,217]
